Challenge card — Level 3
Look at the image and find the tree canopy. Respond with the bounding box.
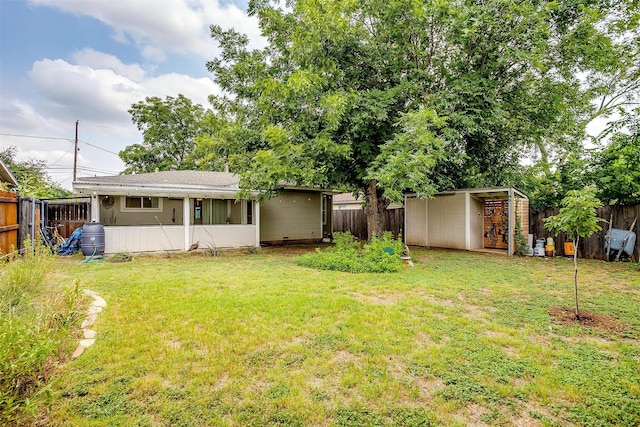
[203,0,636,237]
[0,147,70,199]
[120,94,208,173]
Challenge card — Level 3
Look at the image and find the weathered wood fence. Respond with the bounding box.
[0,190,19,254]
[18,197,43,249]
[530,204,639,261]
[13,198,91,251]
[332,208,404,240]
[46,199,90,237]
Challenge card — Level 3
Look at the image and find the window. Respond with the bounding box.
[246,201,253,225]
[199,199,227,224]
[121,196,162,212]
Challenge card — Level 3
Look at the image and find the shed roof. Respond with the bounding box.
[407,187,528,200]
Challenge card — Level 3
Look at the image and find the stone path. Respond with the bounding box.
[71,290,107,359]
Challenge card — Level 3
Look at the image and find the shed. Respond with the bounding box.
[405,187,528,255]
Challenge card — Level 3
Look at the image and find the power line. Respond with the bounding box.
[0,131,122,156]
[0,133,72,141]
[78,140,120,156]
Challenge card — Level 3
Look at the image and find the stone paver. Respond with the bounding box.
[72,290,107,359]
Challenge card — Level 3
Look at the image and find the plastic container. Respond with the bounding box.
[81,222,105,256]
[564,241,575,256]
[604,228,637,259]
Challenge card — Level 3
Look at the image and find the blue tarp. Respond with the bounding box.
[58,227,83,256]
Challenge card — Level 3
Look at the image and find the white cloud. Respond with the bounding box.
[29,0,265,63]
[28,57,219,125]
[72,48,146,81]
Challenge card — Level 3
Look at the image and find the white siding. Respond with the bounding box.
[104,225,257,253]
[427,193,466,249]
[469,197,485,250]
[405,197,428,246]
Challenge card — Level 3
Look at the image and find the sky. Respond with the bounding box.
[0,0,264,190]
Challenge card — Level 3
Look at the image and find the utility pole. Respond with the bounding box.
[73,120,78,181]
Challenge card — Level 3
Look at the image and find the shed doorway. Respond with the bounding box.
[483,200,509,250]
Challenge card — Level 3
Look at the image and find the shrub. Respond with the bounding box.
[0,240,83,425]
[295,232,404,273]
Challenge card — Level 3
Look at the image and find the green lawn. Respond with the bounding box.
[45,248,640,426]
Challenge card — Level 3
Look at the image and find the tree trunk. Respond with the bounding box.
[364,180,390,241]
[573,234,580,320]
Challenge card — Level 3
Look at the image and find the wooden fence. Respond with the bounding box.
[0,190,19,255]
[332,208,404,240]
[46,199,90,238]
[530,204,639,261]
[18,197,42,250]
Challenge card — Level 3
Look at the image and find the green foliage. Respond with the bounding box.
[295,232,404,273]
[0,146,70,199]
[519,108,640,212]
[543,187,603,318]
[121,95,208,173]
[367,108,447,204]
[543,187,603,240]
[203,0,638,235]
[592,108,640,205]
[0,240,83,425]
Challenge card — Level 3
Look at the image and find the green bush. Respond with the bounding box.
[0,240,83,425]
[295,232,404,273]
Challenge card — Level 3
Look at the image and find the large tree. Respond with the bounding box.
[207,0,635,238]
[120,94,208,173]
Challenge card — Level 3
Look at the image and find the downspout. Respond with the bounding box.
[183,197,190,251]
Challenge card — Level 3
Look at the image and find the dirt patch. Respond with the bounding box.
[414,376,445,398]
[548,306,627,334]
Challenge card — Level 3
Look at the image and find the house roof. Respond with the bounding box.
[74,170,242,198]
[0,158,18,187]
[73,170,330,198]
[77,170,240,187]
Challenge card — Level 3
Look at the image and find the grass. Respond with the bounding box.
[42,248,640,426]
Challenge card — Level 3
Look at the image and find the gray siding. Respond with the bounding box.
[100,197,184,226]
[261,191,322,242]
[427,193,467,249]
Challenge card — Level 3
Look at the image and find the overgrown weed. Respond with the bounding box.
[295,232,405,273]
[0,240,84,425]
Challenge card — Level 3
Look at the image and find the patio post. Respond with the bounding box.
[254,201,260,247]
[183,197,190,251]
[90,192,100,223]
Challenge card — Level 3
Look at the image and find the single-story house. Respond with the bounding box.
[405,187,528,255]
[73,170,333,254]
